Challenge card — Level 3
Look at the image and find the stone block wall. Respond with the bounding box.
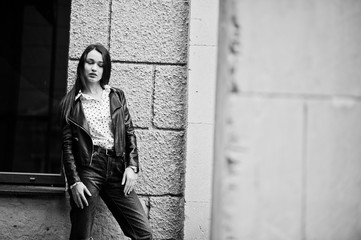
[0,194,70,240]
[212,0,361,239]
[67,0,189,239]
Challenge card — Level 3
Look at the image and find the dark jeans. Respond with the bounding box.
[69,151,152,240]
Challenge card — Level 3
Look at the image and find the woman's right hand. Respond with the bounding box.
[71,182,92,209]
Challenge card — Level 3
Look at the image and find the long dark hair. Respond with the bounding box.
[58,43,111,124]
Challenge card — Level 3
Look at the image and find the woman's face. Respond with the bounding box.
[84,49,104,84]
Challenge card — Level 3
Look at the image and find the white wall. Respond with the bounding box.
[184,0,219,239]
[211,0,361,239]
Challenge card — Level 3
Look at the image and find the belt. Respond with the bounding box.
[94,146,116,157]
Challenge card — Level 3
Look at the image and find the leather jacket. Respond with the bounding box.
[62,87,138,186]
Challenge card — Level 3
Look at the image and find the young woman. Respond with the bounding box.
[59,43,152,240]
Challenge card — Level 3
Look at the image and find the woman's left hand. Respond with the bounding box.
[122,167,138,196]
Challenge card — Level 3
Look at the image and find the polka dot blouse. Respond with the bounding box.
[78,85,114,149]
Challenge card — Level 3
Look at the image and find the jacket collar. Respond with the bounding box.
[74,84,111,101]
[68,87,122,132]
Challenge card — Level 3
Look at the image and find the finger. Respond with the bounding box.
[128,186,133,195]
[74,198,80,208]
[125,180,134,195]
[72,192,80,208]
[127,181,134,195]
[77,195,84,209]
[124,182,129,195]
[80,193,89,207]
[84,186,92,197]
[122,173,126,185]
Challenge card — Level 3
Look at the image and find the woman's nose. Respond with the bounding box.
[91,64,97,71]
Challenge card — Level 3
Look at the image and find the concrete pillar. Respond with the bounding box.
[211,0,361,239]
[184,0,219,239]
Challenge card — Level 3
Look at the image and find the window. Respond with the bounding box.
[0,0,71,187]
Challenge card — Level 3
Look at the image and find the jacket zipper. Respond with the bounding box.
[68,119,94,166]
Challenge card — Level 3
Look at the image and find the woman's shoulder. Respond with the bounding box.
[109,86,125,96]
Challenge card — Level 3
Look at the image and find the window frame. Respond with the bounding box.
[0,0,70,189]
[0,171,65,187]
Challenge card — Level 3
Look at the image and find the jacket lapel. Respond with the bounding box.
[69,100,90,134]
[109,89,122,133]
[110,88,122,115]
[68,88,122,135]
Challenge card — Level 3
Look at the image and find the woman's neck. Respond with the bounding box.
[83,83,103,99]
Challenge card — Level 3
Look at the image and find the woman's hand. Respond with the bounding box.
[71,182,92,209]
[122,167,138,196]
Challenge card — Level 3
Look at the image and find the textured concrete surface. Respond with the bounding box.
[91,198,128,239]
[154,66,187,129]
[149,196,185,239]
[0,195,70,240]
[111,63,154,128]
[136,129,185,195]
[110,0,189,63]
[69,0,110,59]
[66,60,77,92]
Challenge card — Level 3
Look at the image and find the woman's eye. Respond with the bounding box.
[98,63,104,67]
[86,59,94,64]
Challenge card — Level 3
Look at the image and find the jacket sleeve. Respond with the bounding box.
[62,121,81,187]
[120,90,139,169]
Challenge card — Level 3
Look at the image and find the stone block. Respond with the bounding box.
[184,201,211,240]
[66,60,78,92]
[306,99,361,240]
[189,0,219,46]
[233,0,361,96]
[154,66,187,129]
[184,123,214,202]
[69,0,110,59]
[84,197,150,240]
[216,96,304,239]
[110,0,189,63]
[187,45,217,124]
[135,130,185,195]
[0,195,70,240]
[93,199,127,240]
[149,196,184,239]
[111,63,153,128]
